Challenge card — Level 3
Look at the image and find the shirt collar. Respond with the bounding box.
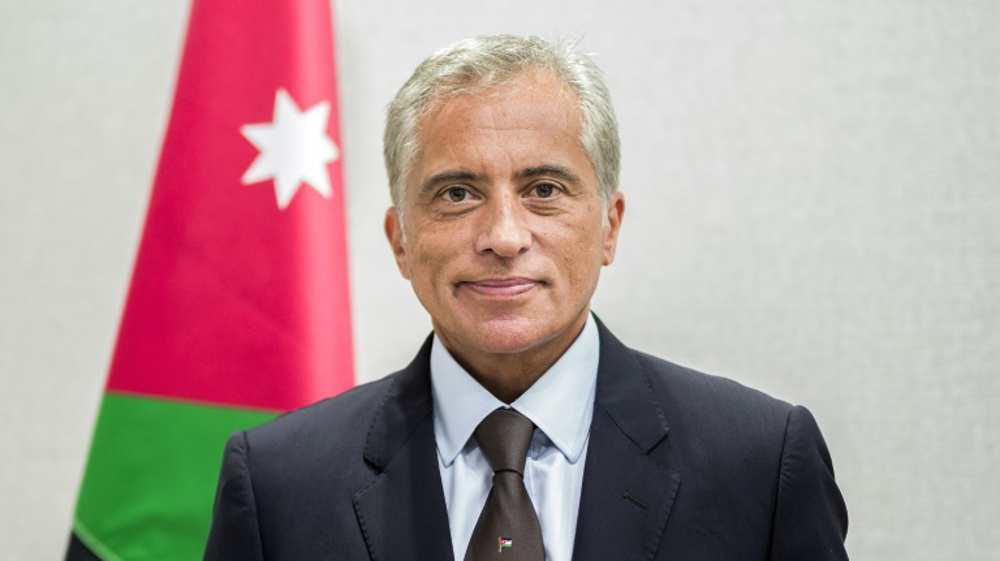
[431,313,600,467]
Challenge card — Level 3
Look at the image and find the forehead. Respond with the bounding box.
[426,70,579,127]
[411,71,588,180]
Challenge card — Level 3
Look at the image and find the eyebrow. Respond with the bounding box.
[518,164,581,184]
[419,169,480,195]
[418,163,582,195]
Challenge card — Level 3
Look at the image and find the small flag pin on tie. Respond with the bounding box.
[499,537,513,552]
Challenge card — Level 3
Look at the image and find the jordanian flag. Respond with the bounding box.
[67,0,353,559]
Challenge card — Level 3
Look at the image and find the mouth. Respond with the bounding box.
[460,277,540,297]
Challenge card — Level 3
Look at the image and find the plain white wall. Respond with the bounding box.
[2,0,997,559]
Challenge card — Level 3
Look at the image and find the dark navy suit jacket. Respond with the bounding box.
[204,319,848,560]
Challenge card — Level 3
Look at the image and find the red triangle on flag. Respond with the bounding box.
[105,0,354,412]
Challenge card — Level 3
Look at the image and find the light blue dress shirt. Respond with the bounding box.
[430,313,600,561]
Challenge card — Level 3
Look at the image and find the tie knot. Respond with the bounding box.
[474,408,535,475]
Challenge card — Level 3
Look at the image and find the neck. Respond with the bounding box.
[436,310,590,404]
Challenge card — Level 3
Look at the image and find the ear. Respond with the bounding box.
[601,190,625,266]
[384,207,411,279]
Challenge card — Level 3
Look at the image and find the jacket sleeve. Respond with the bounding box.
[203,431,266,561]
[768,405,849,560]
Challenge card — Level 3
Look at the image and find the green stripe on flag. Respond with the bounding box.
[74,393,277,560]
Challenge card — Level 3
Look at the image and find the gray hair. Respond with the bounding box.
[383,34,620,217]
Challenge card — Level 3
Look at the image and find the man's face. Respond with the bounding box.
[385,70,624,365]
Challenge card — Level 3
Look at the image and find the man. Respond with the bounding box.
[205,35,848,560]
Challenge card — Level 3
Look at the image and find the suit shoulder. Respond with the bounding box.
[243,373,397,454]
[631,349,794,432]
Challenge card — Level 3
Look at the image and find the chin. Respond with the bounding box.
[460,316,560,355]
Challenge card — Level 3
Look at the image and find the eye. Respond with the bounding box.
[531,182,559,198]
[444,187,469,202]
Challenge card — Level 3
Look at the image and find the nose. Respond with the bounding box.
[475,193,532,258]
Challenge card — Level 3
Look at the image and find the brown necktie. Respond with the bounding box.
[464,409,545,561]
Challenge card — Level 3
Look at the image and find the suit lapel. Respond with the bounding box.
[352,337,454,561]
[350,321,679,561]
[572,319,681,561]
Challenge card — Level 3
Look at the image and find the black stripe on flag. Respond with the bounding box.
[65,533,102,561]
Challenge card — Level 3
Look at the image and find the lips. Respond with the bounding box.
[461,277,540,296]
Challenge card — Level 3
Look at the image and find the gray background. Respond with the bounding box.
[2,0,997,559]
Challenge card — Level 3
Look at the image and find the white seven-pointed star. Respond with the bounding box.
[241,88,339,209]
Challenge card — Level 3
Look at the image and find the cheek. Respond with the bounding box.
[407,233,457,283]
[407,248,437,284]
[543,220,605,283]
